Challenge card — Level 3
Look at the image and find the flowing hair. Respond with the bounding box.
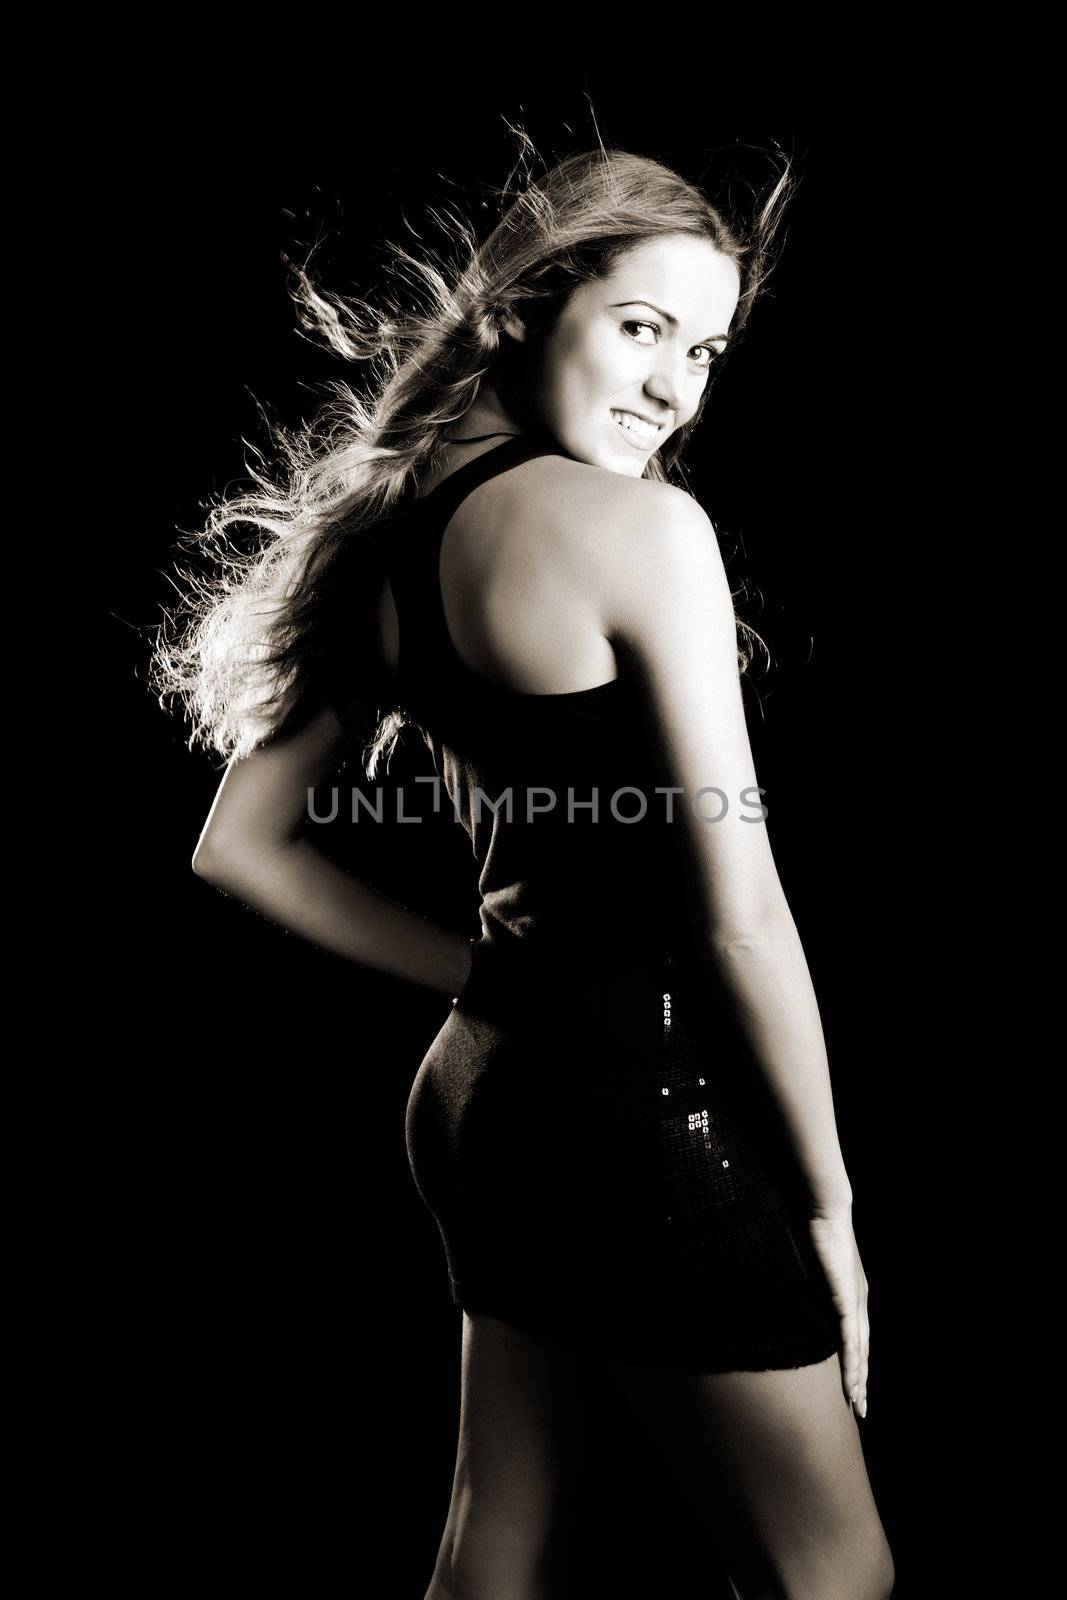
[148,136,797,778]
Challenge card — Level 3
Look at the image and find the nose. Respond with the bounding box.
[644,356,685,419]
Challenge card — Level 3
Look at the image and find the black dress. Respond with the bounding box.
[380,433,841,1374]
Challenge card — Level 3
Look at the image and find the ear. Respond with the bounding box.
[500,312,527,342]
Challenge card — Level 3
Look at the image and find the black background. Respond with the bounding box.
[96,79,963,1597]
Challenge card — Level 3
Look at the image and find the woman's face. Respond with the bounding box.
[516,234,741,475]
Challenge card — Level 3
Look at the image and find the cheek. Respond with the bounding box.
[562,326,633,403]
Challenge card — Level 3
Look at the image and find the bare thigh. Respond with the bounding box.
[427,1309,593,1600]
[607,1349,895,1600]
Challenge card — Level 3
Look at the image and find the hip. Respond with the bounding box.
[409,934,802,1211]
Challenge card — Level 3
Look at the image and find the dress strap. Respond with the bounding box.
[413,430,561,516]
[445,431,525,445]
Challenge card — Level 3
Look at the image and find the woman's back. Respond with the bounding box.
[373,432,697,981]
[379,434,630,701]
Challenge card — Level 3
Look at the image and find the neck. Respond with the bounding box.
[450,387,525,443]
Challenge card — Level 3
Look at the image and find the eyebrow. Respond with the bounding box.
[610,300,731,346]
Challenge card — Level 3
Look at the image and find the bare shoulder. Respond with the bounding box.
[479,454,725,639]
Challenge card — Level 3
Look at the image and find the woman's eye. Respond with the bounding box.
[623,321,718,370]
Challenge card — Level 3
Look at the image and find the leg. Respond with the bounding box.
[426,1309,593,1600]
[606,1349,895,1600]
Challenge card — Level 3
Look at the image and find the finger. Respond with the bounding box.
[839,1312,860,1406]
[854,1308,871,1418]
[842,1307,870,1412]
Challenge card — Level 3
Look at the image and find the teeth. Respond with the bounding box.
[612,409,664,443]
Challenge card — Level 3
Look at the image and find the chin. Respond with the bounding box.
[587,440,649,476]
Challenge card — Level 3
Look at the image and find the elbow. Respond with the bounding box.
[707,928,777,963]
[704,925,787,981]
[191,832,239,882]
[191,842,223,881]
[705,902,793,959]
[191,830,291,883]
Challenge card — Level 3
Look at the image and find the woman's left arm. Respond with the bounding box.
[191,700,472,999]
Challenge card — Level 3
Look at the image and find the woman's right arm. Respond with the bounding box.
[585,478,870,1416]
[583,479,854,1214]
[191,700,472,1000]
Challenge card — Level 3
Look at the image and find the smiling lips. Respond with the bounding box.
[610,408,667,447]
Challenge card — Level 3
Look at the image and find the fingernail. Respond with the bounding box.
[860,1400,867,1418]
[851,1386,857,1402]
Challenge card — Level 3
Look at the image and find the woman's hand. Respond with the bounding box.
[807,1204,870,1420]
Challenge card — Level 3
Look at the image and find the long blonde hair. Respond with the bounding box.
[148,137,796,776]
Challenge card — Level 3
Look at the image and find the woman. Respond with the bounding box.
[154,145,894,1598]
